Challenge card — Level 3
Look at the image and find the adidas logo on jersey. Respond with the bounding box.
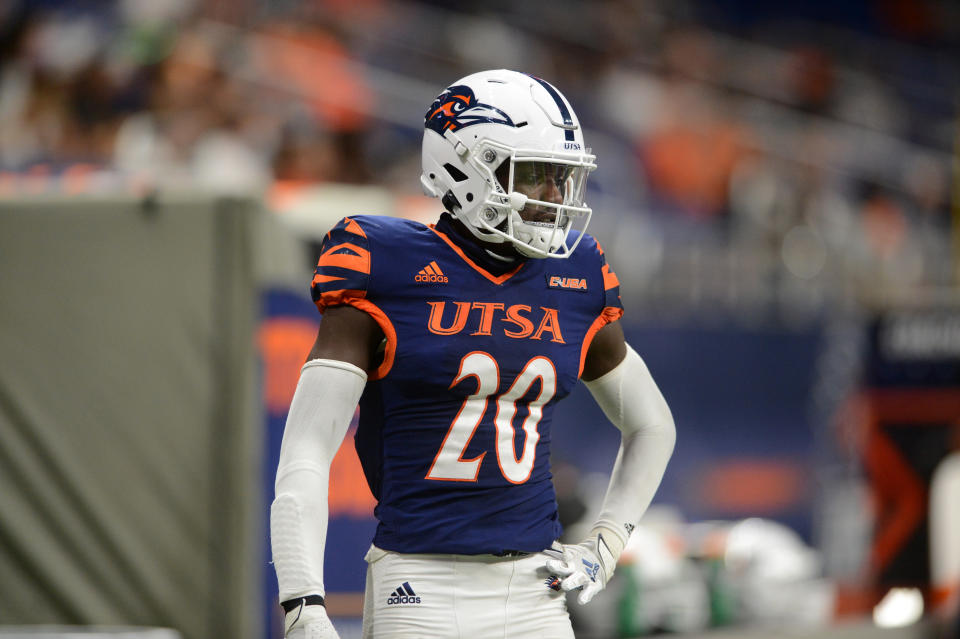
[416,261,448,283]
[386,581,421,605]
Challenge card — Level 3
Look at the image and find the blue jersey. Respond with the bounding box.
[311,214,623,555]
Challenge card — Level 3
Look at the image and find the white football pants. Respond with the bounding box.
[361,544,574,639]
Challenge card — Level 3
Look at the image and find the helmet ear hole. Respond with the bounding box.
[443,163,469,183]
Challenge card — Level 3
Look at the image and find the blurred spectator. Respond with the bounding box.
[639,82,752,222]
[0,0,955,299]
[272,123,339,184]
[787,46,836,115]
[254,20,372,182]
[849,184,926,291]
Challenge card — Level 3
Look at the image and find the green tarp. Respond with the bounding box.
[0,195,263,639]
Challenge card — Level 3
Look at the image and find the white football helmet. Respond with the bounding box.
[420,69,597,259]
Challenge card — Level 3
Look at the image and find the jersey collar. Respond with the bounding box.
[431,214,526,285]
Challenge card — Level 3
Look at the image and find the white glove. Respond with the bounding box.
[284,601,340,639]
[544,528,623,605]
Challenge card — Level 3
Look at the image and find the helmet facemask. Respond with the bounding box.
[493,149,594,258]
[461,140,596,259]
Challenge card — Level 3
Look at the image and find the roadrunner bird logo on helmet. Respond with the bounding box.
[425,85,517,134]
[420,69,597,259]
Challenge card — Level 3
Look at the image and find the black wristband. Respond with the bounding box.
[280,594,326,614]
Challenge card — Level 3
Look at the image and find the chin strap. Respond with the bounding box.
[483,247,518,263]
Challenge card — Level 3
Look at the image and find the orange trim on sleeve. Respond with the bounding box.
[343,217,367,237]
[317,242,371,274]
[578,306,624,378]
[312,274,346,285]
[429,226,525,285]
[349,298,396,381]
[602,264,620,290]
[315,289,367,312]
[315,292,396,381]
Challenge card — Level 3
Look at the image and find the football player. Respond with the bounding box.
[271,69,676,638]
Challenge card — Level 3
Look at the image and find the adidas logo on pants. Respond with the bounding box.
[363,544,574,638]
[386,581,420,605]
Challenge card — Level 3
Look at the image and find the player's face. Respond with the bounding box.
[505,161,576,224]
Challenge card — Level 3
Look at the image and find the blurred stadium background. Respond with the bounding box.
[0,0,958,637]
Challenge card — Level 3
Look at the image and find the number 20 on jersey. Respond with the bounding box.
[426,351,557,484]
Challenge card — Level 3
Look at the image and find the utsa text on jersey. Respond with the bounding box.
[426,301,565,343]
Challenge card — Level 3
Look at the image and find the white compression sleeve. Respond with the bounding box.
[583,344,676,556]
[270,359,367,602]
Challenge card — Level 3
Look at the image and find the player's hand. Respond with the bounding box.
[284,602,340,639]
[544,532,618,605]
